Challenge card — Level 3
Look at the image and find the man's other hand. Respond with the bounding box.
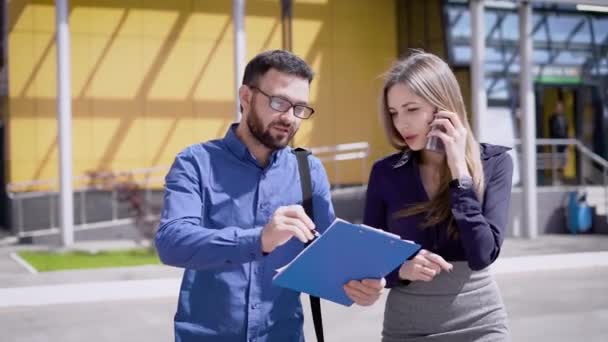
[261,205,316,253]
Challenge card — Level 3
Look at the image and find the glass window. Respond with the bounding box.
[486,47,505,63]
[501,13,519,41]
[454,46,471,63]
[592,17,608,43]
[593,58,608,76]
[443,3,606,81]
[533,14,548,44]
[486,62,505,73]
[485,12,500,41]
[508,57,521,73]
[486,77,509,100]
[533,49,550,64]
[570,18,591,44]
[547,15,583,43]
[451,9,471,38]
[554,51,589,65]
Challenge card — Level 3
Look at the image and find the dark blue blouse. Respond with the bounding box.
[363,143,514,286]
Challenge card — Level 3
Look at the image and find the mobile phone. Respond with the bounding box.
[425,109,445,153]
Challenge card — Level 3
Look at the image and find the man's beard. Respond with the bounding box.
[247,107,297,150]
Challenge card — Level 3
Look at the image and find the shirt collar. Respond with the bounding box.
[392,149,413,169]
[480,143,512,160]
[223,123,285,166]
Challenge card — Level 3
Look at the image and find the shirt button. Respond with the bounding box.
[251,303,259,310]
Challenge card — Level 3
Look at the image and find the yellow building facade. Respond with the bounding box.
[7,0,399,190]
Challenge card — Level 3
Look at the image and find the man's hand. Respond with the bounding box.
[261,205,316,253]
[343,278,386,306]
[398,249,453,282]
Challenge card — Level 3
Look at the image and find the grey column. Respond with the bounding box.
[281,0,293,51]
[470,0,486,141]
[519,1,537,239]
[233,0,246,123]
[55,0,74,246]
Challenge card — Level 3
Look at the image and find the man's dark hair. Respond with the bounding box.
[242,50,314,87]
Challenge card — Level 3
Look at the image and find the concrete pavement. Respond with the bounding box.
[1,234,607,341]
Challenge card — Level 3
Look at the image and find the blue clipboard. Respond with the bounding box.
[272,218,421,306]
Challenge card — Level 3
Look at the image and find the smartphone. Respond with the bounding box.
[425,109,445,153]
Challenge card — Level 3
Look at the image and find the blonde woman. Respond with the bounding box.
[364,51,512,341]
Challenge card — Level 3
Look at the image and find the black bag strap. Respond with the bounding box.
[292,147,324,342]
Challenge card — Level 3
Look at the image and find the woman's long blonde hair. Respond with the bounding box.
[379,51,485,237]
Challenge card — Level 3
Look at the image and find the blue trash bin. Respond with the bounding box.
[567,191,592,234]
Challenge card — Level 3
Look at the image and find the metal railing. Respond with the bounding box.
[513,138,608,222]
[6,142,371,238]
[7,166,168,238]
[310,141,370,188]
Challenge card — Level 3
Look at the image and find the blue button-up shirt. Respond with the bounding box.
[156,124,335,342]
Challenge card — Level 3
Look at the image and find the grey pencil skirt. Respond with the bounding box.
[383,262,510,342]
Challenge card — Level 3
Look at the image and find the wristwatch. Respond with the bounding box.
[449,176,473,190]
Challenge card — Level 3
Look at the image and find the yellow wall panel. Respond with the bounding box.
[71,7,133,36]
[31,33,57,98]
[246,16,280,47]
[8,118,37,163]
[31,4,55,33]
[8,162,37,185]
[186,13,233,41]
[8,32,35,97]
[34,117,57,165]
[142,8,180,39]
[144,100,195,166]
[8,0,398,187]
[292,20,324,57]
[333,0,395,48]
[9,0,34,32]
[89,115,121,169]
[111,118,146,163]
[87,36,142,98]
[72,112,94,164]
[146,39,195,100]
[192,41,235,102]
[191,116,234,147]
[149,119,197,166]
[70,34,93,97]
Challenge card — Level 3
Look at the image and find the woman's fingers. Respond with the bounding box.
[430,118,456,136]
[425,253,454,272]
[436,110,464,131]
[417,249,453,272]
[416,264,437,278]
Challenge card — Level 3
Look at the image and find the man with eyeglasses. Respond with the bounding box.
[156,50,385,342]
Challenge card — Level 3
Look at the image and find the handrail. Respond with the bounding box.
[513,138,608,225]
[516,138,608,169]
[7,142,372,193]
[6,141,371,237]
[6,166,170,193]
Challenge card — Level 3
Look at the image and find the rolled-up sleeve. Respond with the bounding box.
[155,147,264,270]
[449,153,514,270]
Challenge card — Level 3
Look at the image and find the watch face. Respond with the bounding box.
[459,176,473,189]
[451,176,473,189]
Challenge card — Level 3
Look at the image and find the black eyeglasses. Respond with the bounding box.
[249,86,315,119]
